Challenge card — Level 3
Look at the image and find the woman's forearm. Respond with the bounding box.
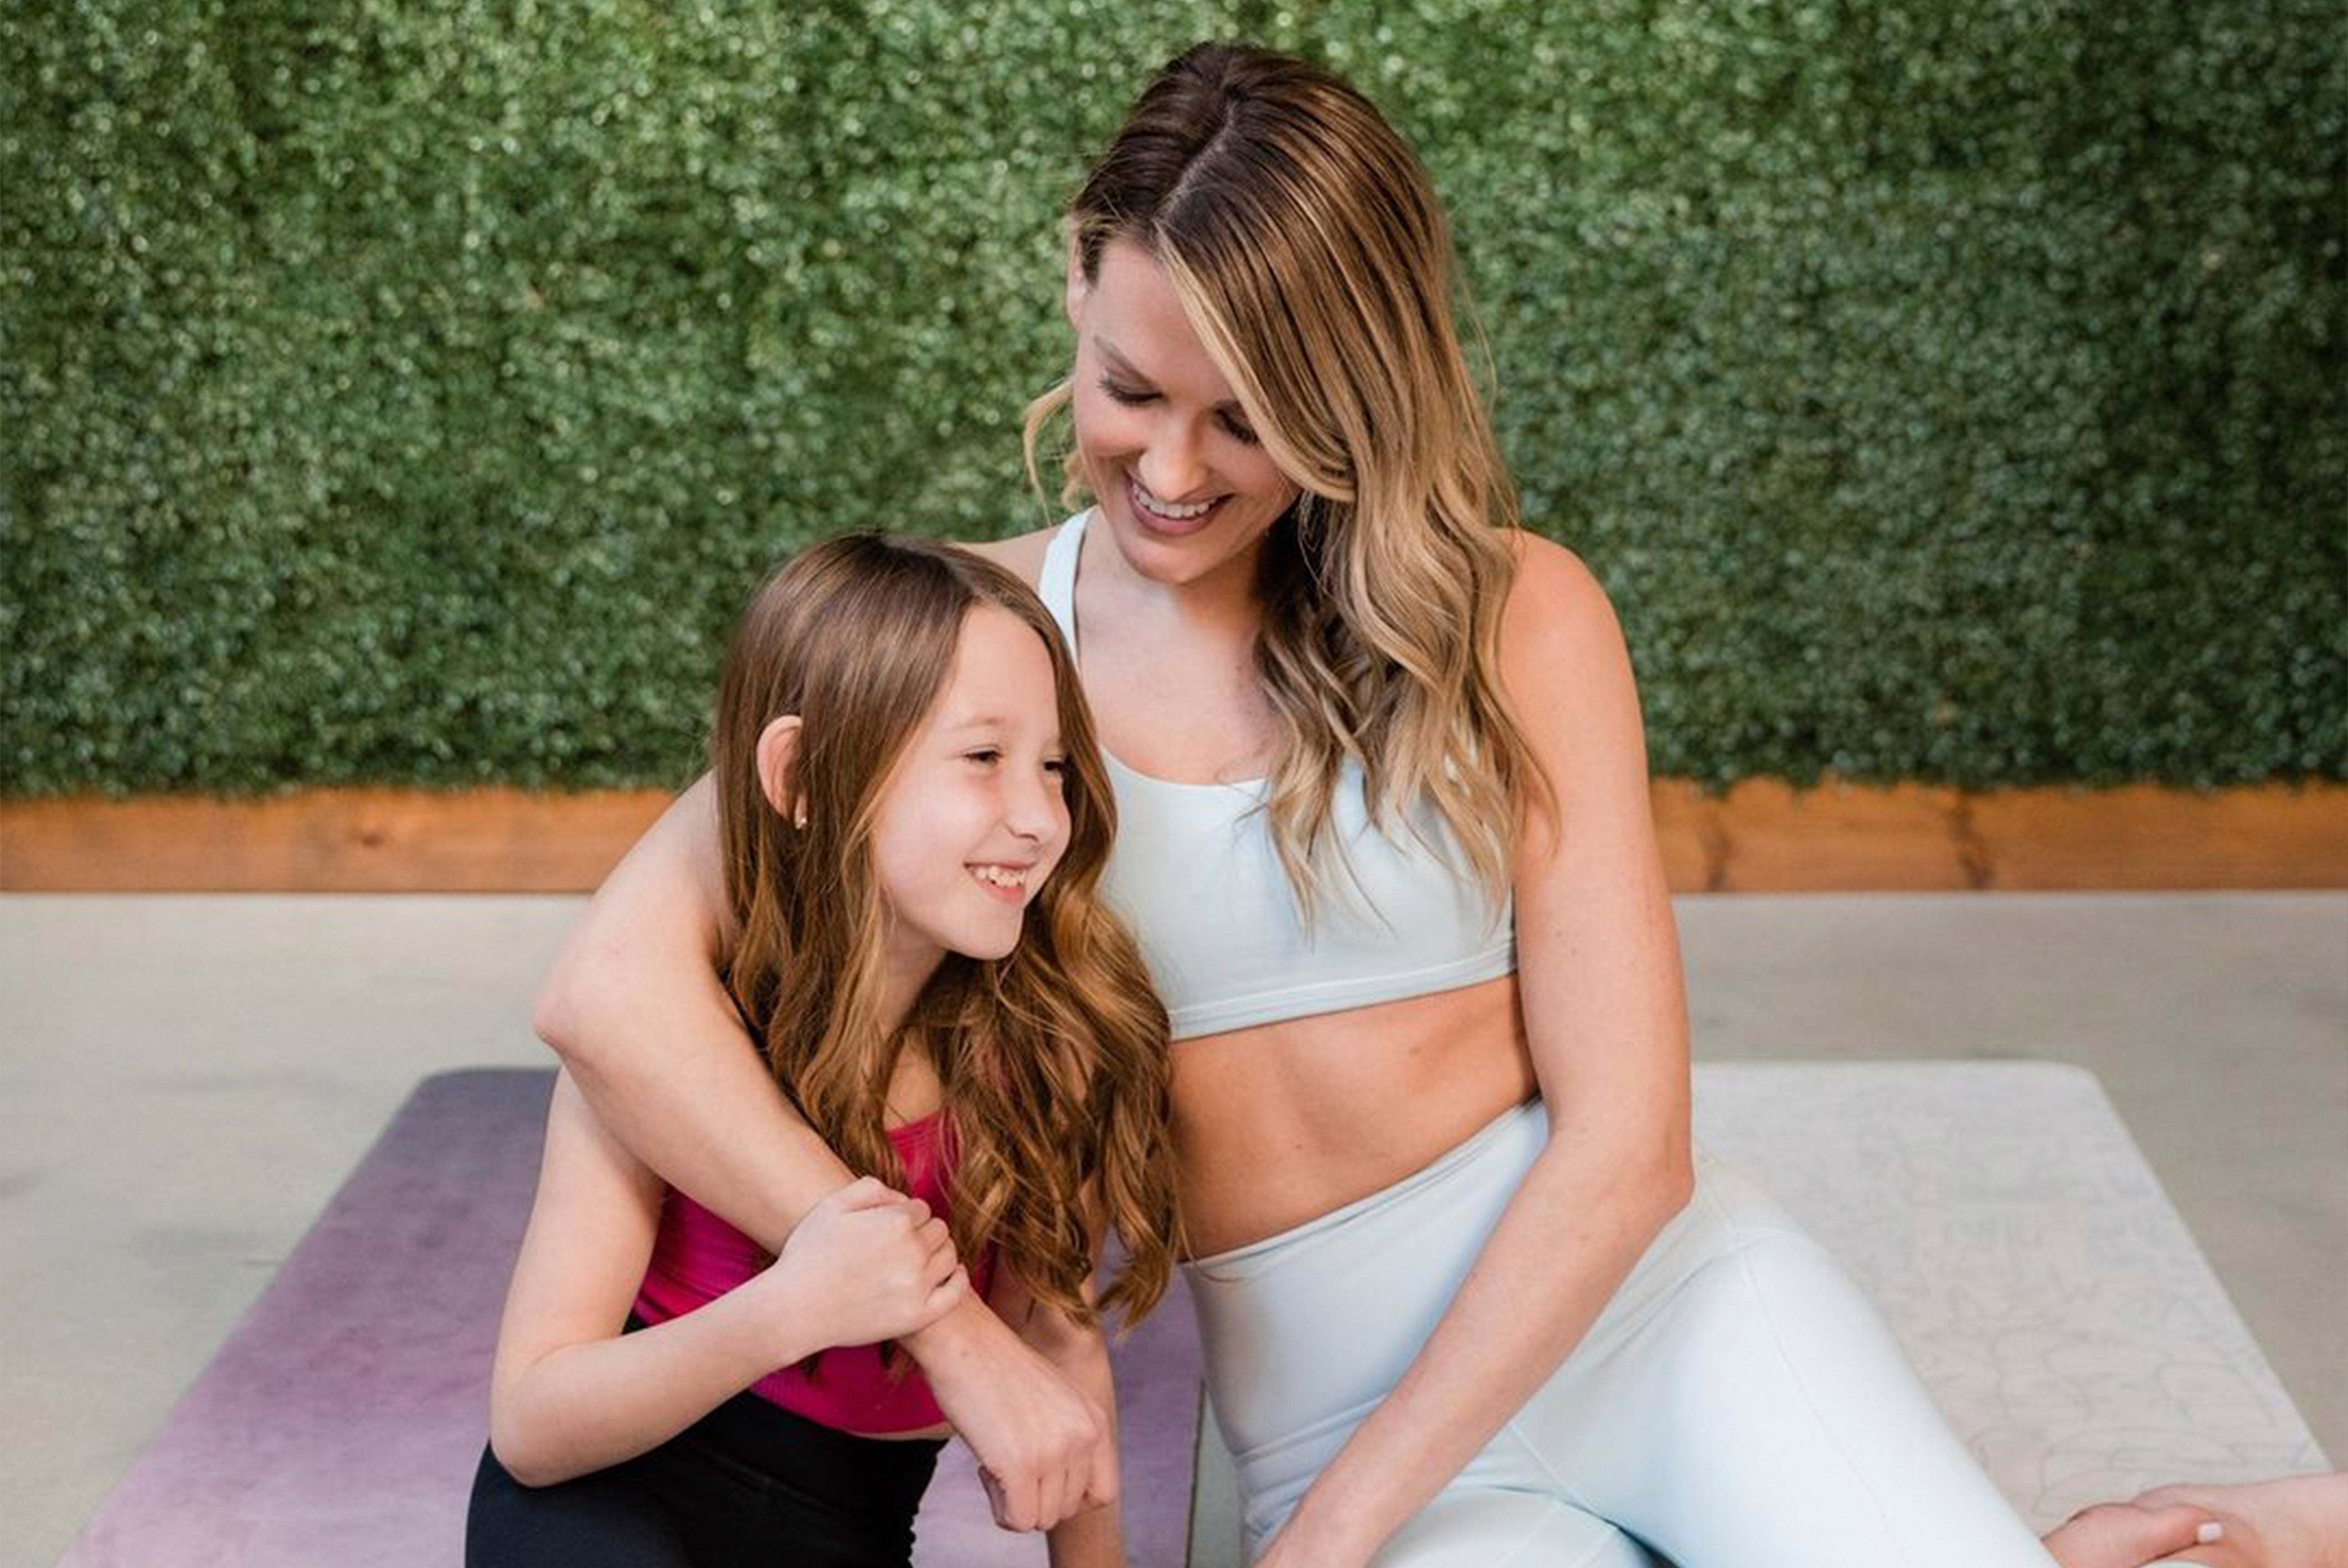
[1269,1137,1692,1564]
[545,961,854,1252]
[533,780,852,1251]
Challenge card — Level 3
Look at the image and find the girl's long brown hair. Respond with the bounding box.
[710,533,1178,1327]
[1025,42,1554,916]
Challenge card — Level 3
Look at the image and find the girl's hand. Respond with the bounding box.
[759,1175,968,1353]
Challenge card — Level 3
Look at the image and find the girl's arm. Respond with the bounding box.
[532,775,1107,1528]
[488,1071,964,1487]
[992,1272,1126,1568]
[1257,538,1697,1568]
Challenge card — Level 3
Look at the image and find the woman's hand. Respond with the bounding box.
[977,1268,1124,1543]
[1249,1517,1372,1568]
[971,1379,1116,1538]
[907,1302,1109,1531]
[751,1176,967,1355]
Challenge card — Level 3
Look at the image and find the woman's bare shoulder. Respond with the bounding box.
[956,525,1059,591]
[1500,530,1618,647]
[1494,529,1645,773]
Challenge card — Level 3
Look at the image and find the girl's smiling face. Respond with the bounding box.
[868,604,1073,996]
[1065,236,1304,589]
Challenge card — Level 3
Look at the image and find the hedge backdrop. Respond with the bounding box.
[4,0,2343,795]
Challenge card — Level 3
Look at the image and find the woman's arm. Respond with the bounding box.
[531,774,852,1235]
[532,774,1108,1529]
[488,1072,963,1486]
[1258,537,1696,1567]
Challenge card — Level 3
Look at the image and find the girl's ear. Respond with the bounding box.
[755,715,807,827]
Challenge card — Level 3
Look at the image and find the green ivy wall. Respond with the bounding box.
[4,0,2342,793]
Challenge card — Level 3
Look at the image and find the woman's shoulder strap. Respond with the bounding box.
[1035,510,1088,654]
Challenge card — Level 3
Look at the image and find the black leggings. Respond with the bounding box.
[465,1380,945,1568]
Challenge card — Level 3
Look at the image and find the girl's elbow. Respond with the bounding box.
[530,960,611,1069]
[488,1403,592,1490]
[487,1422,560,1490]
[529,976,579,1058]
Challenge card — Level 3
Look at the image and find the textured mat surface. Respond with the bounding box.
[52,1069,1196,1568]
[1695,1062,2326,1516]
[59,1063,2325,1567]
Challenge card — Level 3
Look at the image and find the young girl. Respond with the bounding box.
[465,533,1181,1568]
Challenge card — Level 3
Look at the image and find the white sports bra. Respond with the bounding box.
[1038,510,1516,1041]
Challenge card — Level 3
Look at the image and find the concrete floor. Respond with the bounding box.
[1,891,2340,1568]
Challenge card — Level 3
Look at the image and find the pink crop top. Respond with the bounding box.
[631,1110,992,1435]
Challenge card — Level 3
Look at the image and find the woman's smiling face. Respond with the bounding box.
[1064,236,1303,588]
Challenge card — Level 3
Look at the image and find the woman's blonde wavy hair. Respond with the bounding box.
[710,533,1178,1328]
[1024,42,1553,915]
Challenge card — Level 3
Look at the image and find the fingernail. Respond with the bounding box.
[2197,1521,2225,1544]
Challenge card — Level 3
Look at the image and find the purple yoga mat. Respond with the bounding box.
[55,1069,1201,1567]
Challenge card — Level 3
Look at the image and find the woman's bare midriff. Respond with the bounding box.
[1170,971,1538,1258]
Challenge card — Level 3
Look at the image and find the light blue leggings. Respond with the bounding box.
[1184,1100,2177,1567]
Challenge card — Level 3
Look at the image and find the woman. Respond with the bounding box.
[535,41,2284,1566]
